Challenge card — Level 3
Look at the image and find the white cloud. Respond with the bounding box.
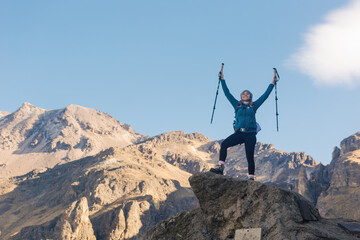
[287,0,360,87]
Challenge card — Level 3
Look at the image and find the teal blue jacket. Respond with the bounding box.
[221,79,274,132]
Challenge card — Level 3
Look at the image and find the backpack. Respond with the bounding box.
[233,103,261,134]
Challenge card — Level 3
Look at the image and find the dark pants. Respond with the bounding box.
[220,131,257,175]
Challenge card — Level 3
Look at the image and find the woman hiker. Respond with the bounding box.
[210,69,278,180]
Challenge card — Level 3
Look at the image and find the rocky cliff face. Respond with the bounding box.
[315,132,360,221]
[0,103,146,178]
[145,173,359,240]
[294,132,360,221]
[339,132,360,155]
[295,163,331,205]
[11,197,97,240]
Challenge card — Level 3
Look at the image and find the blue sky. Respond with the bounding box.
[1,0,359,164]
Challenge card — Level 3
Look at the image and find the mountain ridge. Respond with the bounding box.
[1,103,360,239]
[0,127,322,239]
[0,103,147,178]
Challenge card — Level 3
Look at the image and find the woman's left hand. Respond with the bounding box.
[272,75,278,85]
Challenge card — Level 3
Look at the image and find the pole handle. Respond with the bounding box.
[219,63,224,80]
[273,67,280,80]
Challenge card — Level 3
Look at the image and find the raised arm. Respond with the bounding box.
[218,69,238,110]
[253,73,278,110]
[220,79,238,110]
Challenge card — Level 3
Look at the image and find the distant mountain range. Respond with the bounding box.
[0,103,359,239]
[0,103,146,178]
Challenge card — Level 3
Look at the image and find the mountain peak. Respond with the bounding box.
[0,111,10,118]
[19,102,41,110]
[64,104,87,111]
[340,131,360,155]
[13,102,44,117]
[0,103,145,177]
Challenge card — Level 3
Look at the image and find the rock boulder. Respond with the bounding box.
[145,173,359,240]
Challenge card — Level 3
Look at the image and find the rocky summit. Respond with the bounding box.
[145,173,359,240]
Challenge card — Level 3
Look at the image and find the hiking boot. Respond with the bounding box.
[248,175,255,181]
[210,164,224,175]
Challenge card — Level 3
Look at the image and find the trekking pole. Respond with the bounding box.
[210,63,224,124]
[273,68,280,131]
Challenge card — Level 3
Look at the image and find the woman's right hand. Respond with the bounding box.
[272,75,278,85]
[218,72,224,80]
